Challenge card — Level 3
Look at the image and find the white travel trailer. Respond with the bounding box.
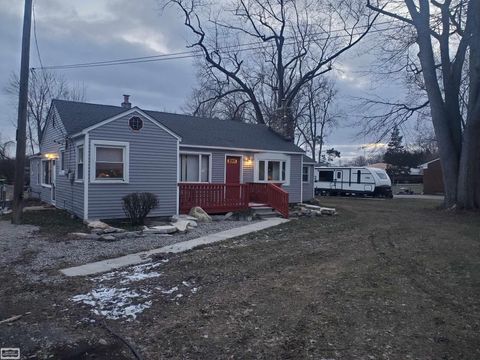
[314,167,393,197]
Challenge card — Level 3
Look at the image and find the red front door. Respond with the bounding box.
[226,156,241,201]
[226,156,241,183]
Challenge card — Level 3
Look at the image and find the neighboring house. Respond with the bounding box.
[420,158,444,194]
[30,97,315,220]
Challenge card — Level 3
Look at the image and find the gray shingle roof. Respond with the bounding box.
[53,99,304,153]
[302,154,316,164]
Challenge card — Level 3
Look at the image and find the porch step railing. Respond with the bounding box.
[178,182,289,218]
[248,183,289,218]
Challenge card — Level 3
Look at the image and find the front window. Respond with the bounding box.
[302,166,310,182]
[180,153,210,182]
[95,146,125,180]
[42,160,52,186]
[258,160,287,182]
[76,145,84,180]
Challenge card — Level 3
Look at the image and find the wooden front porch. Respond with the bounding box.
[179,183,289,218]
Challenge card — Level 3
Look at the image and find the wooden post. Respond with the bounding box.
[12,0,33,224]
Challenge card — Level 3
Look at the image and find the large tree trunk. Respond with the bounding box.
[457,0,480,209]
[457,117,480,208]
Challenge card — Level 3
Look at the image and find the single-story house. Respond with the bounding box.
[30,97,315,220]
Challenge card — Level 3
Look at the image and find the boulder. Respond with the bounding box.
[143,225,178,234]
[188,206,212,222]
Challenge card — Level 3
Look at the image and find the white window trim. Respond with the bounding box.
[253,153,290,186]
[179,151,212,183]
[59,148,66,176]
[36,160,41,185]
[90,140,130,184]
[302,165,310,183]
[41,159,52,188]
[75,142,84,182]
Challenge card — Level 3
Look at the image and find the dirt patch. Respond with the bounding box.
[1,198,479,358]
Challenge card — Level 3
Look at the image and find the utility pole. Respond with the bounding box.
[12,0,33,224]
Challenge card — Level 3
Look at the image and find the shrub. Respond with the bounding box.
[122,192,158,226]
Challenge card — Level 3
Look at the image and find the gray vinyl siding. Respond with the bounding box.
[88,112,178,219]
[282,154,302,203]
[302,164,315,202]
[30,105,84,218]
[179,147,254,183]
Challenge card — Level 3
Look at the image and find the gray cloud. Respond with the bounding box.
[0,0,409,160]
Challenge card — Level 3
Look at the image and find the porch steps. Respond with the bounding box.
[250,205,281,219]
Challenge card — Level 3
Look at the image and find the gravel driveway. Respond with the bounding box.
[0,219,254,283]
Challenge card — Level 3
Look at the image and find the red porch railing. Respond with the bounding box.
[179,183,250,214]
[248,183,289,218]
[178,182,289,218]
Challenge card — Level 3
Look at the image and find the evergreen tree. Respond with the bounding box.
[384,126,410,180]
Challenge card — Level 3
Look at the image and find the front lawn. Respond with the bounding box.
[1,208,88,237]
[1,197,479,359]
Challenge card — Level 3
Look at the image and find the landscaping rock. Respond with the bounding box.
[223,212,234,220]
[69,232,99,240]
[98,234,117,242]
[101,227,126,234]
[86,220,111,230]
[189,207,212,222]
[143,225,178,234]
[113,231,143,239]
[171,214,198,222]
[172,220,190,232]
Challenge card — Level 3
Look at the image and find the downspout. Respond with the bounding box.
[83,133,89,220]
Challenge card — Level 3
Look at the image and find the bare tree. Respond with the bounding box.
[166,0,377,140]
[296,78,339,161]
[365,0,479,209]
[5,70,86,154]
[0,134,15,160]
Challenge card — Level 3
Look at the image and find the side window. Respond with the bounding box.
[357,170,361,184]
[336,171,342,179]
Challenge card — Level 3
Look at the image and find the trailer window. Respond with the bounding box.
[375,170,388,179]
[357,170,361,184]
[318,170,333,182]
[336,171,342,179]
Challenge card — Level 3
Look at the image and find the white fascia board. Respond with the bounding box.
[180,144,304,155]
[70,107,182,141]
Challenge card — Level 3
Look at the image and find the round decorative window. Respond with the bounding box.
[129,116,143,131]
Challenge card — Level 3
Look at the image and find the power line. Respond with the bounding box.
[34,21,403,71]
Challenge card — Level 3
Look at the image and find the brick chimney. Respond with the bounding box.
[121,94,131,109]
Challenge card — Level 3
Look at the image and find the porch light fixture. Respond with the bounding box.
[43,153,58,160]
[244,155,253,165]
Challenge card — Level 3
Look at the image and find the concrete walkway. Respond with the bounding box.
[61,218,289,277]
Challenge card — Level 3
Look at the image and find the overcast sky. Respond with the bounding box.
[0,0,408,162]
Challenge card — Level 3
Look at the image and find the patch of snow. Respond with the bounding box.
[72,286,152,320]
